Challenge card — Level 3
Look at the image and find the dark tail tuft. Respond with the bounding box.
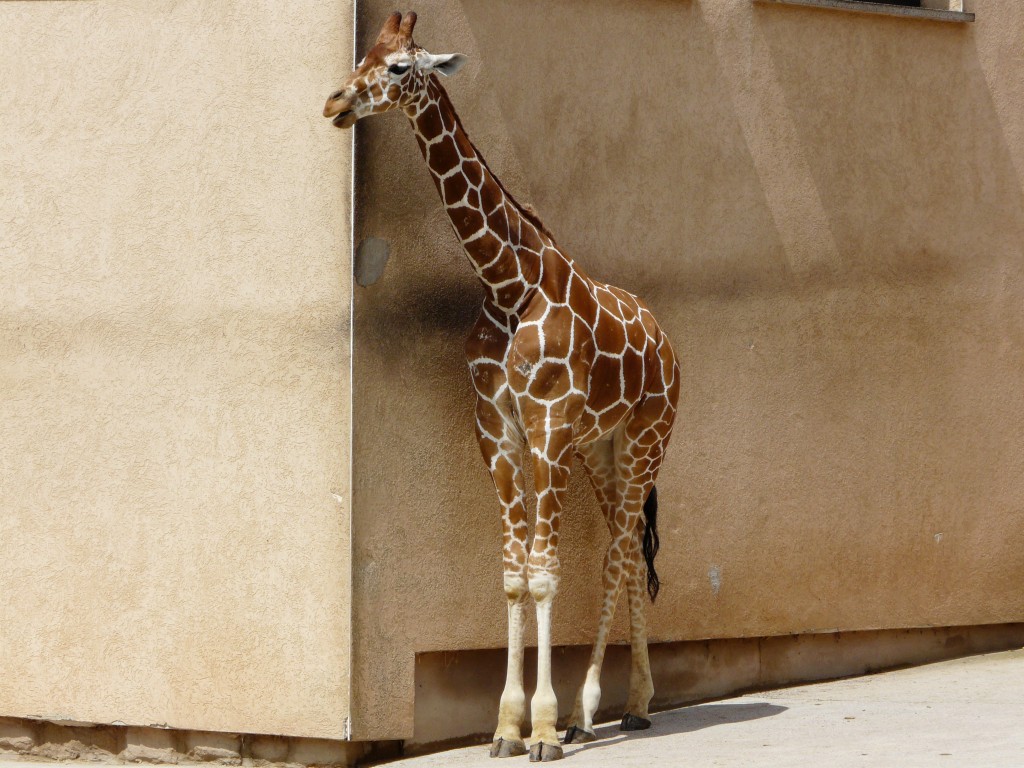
[642,486,661,602]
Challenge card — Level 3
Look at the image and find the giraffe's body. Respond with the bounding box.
[325,13,680,761]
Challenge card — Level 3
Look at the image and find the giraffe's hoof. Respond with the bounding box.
[490,738,527,758]
[563,725,597,744]
[620,713,652,731]
[529,742,564,762]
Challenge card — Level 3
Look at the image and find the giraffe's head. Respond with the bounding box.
[323,11,467,129]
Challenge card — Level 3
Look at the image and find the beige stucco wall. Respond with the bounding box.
[350,0,1024,739]
[0,0,354,739]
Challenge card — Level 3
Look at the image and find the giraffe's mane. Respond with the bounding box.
[430,75,556,242]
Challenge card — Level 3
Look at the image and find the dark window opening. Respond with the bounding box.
[855,0,922,6]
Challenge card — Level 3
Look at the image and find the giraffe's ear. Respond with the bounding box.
[420,52,468,77]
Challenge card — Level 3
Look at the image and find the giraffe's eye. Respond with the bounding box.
[388,64,411,75]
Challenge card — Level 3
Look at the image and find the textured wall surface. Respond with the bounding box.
[350,0,1024,739]
[0,0,354,738]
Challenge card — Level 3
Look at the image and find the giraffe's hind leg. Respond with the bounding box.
[564,440,614,744]
[567,521,633,745]
[564,437,627,745]
[621,529,654,730]
[616,390,676,731]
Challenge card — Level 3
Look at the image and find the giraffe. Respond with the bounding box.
[324,12,680,762]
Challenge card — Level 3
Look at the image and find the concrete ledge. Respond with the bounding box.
[395,648,1024,767]
[410,623,1024,752]
[2,625,1020,765]
[0,721,399,768]
[754,0,975,23]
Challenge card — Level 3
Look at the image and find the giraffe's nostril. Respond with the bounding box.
[330,90,344,101]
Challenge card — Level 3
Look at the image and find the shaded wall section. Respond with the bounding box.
[0,0,354,739]
[350,0,1024,740]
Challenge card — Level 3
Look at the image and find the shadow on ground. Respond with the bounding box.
[566,702,788,759]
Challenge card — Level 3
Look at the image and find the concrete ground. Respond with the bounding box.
[393,649,1024,768]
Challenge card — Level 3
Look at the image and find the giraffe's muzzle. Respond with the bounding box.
[324,95,358,129]
[331,110,355,128]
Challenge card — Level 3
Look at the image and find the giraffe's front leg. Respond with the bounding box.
[476,402,530,759]
[526,421,575,763]
[492,581,529,759]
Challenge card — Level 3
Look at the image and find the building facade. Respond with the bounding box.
[1,0,355,744]
[2,0,1022,762]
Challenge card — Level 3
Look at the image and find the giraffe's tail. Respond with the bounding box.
[642,486,661,602]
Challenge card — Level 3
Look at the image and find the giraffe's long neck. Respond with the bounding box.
[406,76,548,313]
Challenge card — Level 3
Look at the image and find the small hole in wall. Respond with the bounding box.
[355,237,391,286]
[708,565,722,595]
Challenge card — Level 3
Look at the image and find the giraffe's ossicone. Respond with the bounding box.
[325,12,680,762]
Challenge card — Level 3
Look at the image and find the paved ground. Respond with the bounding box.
[393,649,1024,768]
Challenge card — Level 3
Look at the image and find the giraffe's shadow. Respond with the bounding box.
[561,702,787,759]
